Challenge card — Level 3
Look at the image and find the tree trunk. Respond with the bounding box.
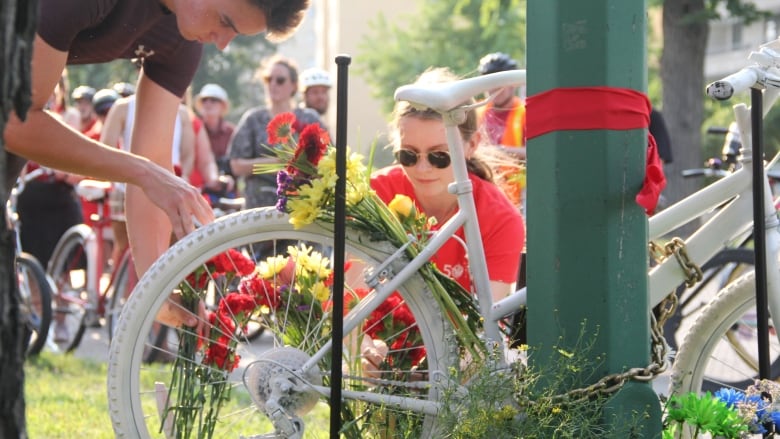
[0,0,38,437]
[660,0,709,236]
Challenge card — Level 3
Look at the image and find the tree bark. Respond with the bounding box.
[661,0,708,236]
[0,0,38,437]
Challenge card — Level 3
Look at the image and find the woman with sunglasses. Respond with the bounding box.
[229,54,325,209]
[371,67,526,302]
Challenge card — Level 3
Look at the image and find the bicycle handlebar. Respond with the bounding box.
[707,39,780,100]
[706,67,761,100]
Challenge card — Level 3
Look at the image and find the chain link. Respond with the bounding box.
[664,237,704,287]
[512,238,698,404]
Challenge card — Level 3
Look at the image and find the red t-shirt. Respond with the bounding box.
[371,166,525,292]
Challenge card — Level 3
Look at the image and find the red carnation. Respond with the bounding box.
[295,124,330,166]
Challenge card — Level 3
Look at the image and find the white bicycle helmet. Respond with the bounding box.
[300,67,333,91]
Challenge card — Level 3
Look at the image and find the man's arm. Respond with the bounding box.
[124,72,213,274]
[5,37,212,237]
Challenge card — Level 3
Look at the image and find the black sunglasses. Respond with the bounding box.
[264,76,288,86]
[394,149,452,169]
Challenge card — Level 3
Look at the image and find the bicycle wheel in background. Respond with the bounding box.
[108,208,460,439]
[106,249,135,342]
[17,252,53,357]
[671,270,780,396]
[46,224,93,352]
[664,248,755,352]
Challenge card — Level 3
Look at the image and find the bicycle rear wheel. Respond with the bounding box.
[46,224,93,352]
[671,270,780,395]
[664,248,755,352]
[17,252,53,357]
[108,207,460,439]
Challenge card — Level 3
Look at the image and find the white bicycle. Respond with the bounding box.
[107,41,780,437]
[670,39,780,396]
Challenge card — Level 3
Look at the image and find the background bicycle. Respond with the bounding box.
[46,179,136,353]
[6,168,54,357]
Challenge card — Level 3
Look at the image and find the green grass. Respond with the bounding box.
[23,351,334,438]
[24,352,114,438]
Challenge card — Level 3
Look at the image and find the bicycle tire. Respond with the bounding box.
[17,252,53,357]
[664,248,755,352]
[106,250,135,342]
[671,270,780,396]
[46,224,93,352]
[108,207,460,439]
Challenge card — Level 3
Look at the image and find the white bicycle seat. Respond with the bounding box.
[394,70,526,112]
[76,179,112,201]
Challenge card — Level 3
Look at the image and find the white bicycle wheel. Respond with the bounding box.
[108,207,460,439]
[671,270,780,396]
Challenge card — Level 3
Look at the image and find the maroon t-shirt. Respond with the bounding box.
[37,0,203,97]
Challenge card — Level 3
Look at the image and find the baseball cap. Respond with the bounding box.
[196,84,229,103]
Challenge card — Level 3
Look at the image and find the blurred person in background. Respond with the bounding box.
[299,67,332,117]
[71,85,98,135]
[476,52,526,212]
[185,86,235,204]
[195,83,236,178]
[229,54,325,210]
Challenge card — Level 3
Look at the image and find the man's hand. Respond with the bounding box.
[140,164,215,238]
[361,337,389,379]
[156,293,209,335]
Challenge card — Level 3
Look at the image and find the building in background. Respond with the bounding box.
[706,0,780,81]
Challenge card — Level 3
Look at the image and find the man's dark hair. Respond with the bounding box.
[253,0,311,42]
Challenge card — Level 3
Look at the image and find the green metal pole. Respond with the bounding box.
[526,1,662,436]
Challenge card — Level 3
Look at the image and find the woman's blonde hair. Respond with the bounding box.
[389,67,521,183]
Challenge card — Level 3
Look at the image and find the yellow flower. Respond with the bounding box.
[290,244,332,279]
[346,151,367,180]
[288,198,321,229]
[257,255,289,279]
[388,194,414,220]
[299,178,328,207]
[347,181,371,206]
[311,281,330,303]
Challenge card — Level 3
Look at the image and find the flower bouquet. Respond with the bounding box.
[154,111,487,438]
[254,112,484,357]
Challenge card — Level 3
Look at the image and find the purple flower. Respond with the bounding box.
[276,197,288,212]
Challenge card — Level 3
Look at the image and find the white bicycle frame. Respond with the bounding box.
[344,51,780,379]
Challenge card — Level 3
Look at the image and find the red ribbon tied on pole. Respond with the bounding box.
[525,86,666,215]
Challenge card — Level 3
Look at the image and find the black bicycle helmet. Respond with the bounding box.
[112,82,136,97]
[71,85,96,102]
[478,52,518,75]
[92,89,120,116]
